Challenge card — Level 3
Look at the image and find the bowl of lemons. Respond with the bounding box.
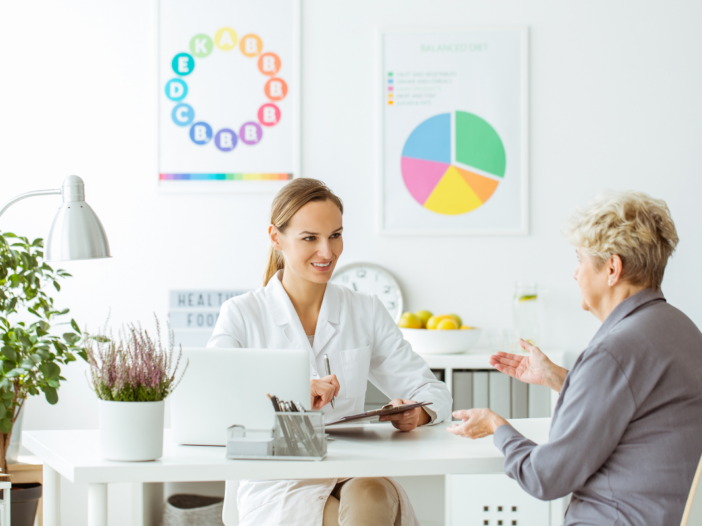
[398,311,481,355]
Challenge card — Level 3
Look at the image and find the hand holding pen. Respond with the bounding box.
[310,361,339,409]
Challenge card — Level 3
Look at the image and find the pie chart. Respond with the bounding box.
[401,111,506,215]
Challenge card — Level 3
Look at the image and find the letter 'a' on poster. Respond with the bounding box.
[378,28,529,235]
[158,0,301,193]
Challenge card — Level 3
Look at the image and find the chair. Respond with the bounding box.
[681,453,702,525]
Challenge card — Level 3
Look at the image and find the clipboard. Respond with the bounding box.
[325,402,433,426]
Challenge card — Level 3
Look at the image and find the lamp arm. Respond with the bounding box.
[0,189,62,219]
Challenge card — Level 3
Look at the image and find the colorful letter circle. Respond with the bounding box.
[190,122,212,145]
[172,53,195,76]
[165,79,188,101]
[215,129,238,151]
[239,122,262,145]
[258,103,281,126]
[172,103,194,126]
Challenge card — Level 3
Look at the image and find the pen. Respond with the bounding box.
[323,354,335,409]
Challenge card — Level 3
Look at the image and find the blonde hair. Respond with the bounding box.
[263,178,344,286]
[563,191,679,290]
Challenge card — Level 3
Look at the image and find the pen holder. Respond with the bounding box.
[273,411,326,460]
[225,412,326,461]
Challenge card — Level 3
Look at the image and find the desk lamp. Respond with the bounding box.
[0,176,110,261]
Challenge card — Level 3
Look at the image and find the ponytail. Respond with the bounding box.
[263,245,285,287]
[263,178,343,286]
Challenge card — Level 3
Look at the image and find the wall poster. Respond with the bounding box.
[158,0,300,192]
[379,28,528,235]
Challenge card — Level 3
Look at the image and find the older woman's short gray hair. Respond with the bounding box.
[564,191,679,290]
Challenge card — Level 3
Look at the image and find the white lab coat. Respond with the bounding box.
[208,270,452,526]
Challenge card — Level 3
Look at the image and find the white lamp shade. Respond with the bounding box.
[45,176,111,262]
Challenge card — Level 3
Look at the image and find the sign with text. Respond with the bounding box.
[169,290,249,309]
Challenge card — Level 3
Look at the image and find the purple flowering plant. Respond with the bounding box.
[86,318,187,402]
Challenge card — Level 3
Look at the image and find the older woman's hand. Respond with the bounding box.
[489,339,568,393]
[446,408,509,439]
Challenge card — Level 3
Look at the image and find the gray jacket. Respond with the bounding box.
[494,289,702,525]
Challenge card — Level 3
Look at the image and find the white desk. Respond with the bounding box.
[24,418,550,526]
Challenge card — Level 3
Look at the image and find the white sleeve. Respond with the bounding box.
[367,295,453,424]
[207,300,245,348]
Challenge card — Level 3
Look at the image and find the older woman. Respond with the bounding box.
[448,191,702,525]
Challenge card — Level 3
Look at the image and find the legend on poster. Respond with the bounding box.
[379,28,528,235]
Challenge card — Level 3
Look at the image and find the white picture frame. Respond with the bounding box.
[377,27,529,236]
[156,0,301,194]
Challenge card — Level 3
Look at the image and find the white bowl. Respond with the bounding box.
[400,328,482,355]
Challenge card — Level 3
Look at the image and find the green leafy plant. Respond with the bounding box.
[0,231,87,473]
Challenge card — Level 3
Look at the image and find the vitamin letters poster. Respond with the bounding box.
[159,0,299,190]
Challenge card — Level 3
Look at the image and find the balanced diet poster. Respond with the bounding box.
[381,29,528,235]
[158,0,299,190]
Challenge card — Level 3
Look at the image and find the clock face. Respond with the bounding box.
[330,263,404,322]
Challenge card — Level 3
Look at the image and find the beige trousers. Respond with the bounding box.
[322,477,400,526]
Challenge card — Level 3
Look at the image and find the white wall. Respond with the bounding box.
[1,0,702,524]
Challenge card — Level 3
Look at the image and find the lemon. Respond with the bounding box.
[460,325,474,330]
[447,314,462,327]
[518,295,538,302]
[436,318,458,330]
[398,312,422,329]
[426,315,443,330]
[414,310,433,328]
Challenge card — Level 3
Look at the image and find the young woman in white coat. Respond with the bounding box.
[208,178,452,526]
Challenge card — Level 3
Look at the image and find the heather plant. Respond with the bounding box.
[86,318,187,402]
[0,231,88,474]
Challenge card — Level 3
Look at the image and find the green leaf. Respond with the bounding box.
[53,281,61,291]
[62,333,80,345]
[47,363,60,379]
[0,418,11,434]
[1,346,17,361]
[47,378,60,388]
[44,386,58,405]
[70,319,81,334]
[21,359,35,370]
[5,367,25,377]
[0,404,6,420]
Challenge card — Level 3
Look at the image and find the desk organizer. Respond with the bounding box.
[226,411,326,461]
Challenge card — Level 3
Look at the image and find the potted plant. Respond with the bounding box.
[0,231,88,525]
[85,319,186,461]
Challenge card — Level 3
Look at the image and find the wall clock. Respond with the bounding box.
[330,263,404,323]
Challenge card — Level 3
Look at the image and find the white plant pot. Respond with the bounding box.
[99,400,165,461]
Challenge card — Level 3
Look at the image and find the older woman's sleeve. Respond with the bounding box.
[493,349,637,501]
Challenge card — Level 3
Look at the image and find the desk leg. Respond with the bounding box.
[132,482,164,526]
[42,465,60,526]
[87,483,107,526]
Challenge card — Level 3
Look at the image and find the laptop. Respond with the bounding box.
[170,348,310,446]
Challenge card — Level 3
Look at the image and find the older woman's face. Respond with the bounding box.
[574,248,609,314]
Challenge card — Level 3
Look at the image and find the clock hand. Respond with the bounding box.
[352,282,358,291]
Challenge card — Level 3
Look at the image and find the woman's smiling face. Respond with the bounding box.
[271,199,343,285]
